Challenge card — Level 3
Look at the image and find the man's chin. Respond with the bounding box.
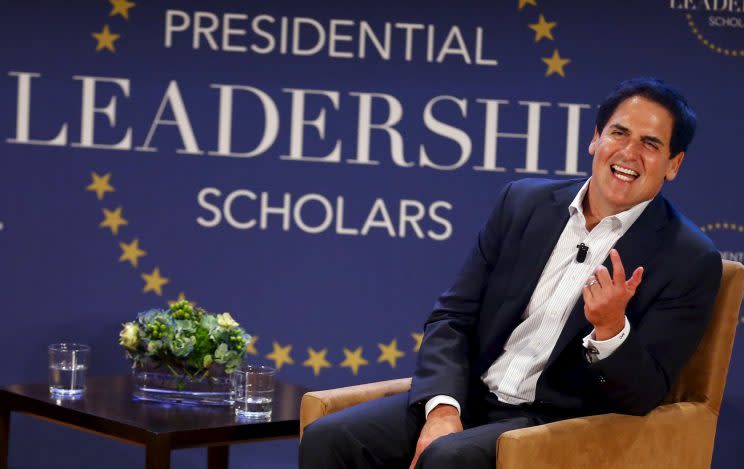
[599,190,638,215]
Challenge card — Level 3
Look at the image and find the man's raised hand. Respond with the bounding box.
[582,249,643,340]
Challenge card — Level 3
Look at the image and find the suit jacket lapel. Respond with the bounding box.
[544,193,670,369]
[509,183,580,308]
[604,195,668,279]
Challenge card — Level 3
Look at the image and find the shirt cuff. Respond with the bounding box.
[582,316,630,363]
[424,395,461,419]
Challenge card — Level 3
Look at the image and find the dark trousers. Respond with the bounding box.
[299,391,567,469]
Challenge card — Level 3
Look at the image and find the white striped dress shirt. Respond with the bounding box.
[426,179,650,416]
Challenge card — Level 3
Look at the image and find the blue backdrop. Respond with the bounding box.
[2,1,743,467]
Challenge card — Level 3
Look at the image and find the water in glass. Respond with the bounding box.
[49,363,87,395]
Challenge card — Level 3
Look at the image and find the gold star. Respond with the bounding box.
[92,25,120,53]
[86,172,115,200]
[246,335,259,356]
[339,347,369,375]
[168,292,189,306]
[119,238,146,268]
[411,332,424,352]
[518,0,537,10]
[377,339,405,368]
[542,49,571,77]
[100,207,128,235]
[109,0,136,19]
[141,267,169,296]
[529,14,556,42]
[266,341,294,370]
[303,347,332,376]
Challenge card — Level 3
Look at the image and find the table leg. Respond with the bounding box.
[207,445,229,469]
[0,408,9,469]
[145,436,171,469]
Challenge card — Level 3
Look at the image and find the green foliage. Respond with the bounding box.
[118,300,250,377]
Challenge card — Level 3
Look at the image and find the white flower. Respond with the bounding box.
[217,312,239,329]
[119,322,139,350]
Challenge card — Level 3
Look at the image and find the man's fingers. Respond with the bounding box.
[609,249,626,284]
[594,265,611,287]
[409,434,436,469]
[408,452,420,469]
[582,285,594,302]
[626,266,644,292]
[409,440,427,469]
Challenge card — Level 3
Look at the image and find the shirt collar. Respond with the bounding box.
[568,178,652,230]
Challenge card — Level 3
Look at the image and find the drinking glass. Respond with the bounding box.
[232,365,276,420]
[48,343,90,397]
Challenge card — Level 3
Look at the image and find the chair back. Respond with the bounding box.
[664,260,744,413]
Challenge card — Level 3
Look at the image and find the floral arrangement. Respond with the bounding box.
[119,299,250,377]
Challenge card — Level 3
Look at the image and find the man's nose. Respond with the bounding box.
[619,139,643,159]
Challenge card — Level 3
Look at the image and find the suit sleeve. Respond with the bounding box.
[590,248,722,415]
[409,182,515,408]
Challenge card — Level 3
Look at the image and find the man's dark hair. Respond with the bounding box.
[595,78,697,157]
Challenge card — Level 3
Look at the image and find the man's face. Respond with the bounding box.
[587,95,684,216]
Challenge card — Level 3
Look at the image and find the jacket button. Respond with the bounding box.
[598,375,607,384]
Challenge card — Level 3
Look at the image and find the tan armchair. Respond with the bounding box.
[300,260,744,468]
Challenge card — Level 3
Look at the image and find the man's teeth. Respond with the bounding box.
[614,172,634,182]
[611,165,639,182]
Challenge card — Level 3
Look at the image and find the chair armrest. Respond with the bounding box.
[300,377,412,437]
[496,402,718,469]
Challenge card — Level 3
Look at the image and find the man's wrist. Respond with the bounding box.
[428,404,459,419]
[593,320,626,341]
[582,316,631,362]
[424,395,461,418]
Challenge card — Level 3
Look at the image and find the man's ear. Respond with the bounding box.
[588,127,599,156]
[665,151,685,181]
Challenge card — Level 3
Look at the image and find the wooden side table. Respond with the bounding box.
[0,375,307,469]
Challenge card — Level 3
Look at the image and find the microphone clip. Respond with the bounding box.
[576,243,589,263]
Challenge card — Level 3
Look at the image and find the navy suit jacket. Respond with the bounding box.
[410,178,721,417]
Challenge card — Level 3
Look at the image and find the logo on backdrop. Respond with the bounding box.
[669,0,744,57]
[700,221,744,323]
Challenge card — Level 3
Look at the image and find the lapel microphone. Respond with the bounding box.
[576,243,589,263]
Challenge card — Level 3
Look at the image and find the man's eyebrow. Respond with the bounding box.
[641,135,665,147]
[610,124,666,147]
